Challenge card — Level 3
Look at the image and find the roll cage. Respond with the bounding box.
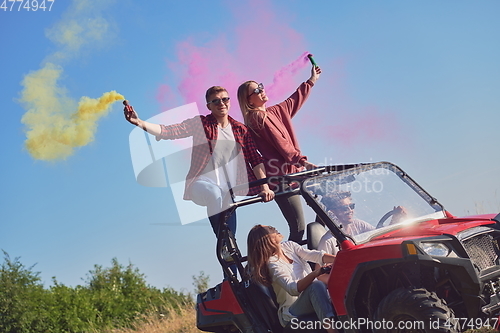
[215,161,445,284]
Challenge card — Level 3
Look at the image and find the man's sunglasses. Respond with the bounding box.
[335,203,355,212]
[208,97,230,105]
[249,83,264,96]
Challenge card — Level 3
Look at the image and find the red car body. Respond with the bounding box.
[196,163,500,333]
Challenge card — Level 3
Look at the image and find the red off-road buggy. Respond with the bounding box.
[196,162,500,333]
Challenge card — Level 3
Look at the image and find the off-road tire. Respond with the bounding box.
[373,287,458,333]
[213,327,239,333]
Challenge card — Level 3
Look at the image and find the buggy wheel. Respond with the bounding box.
[212,327,238,333]
[373,287,458,333]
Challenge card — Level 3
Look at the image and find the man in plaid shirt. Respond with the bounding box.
[124,86,274,236]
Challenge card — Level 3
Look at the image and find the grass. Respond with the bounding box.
[100,302,203,333]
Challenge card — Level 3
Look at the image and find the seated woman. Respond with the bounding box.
[247,224,338,333]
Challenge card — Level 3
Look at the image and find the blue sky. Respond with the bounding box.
[1,0,499,293]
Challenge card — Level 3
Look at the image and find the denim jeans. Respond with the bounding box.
[289,280,335,322]
[190,180,237,278]
[190,180,237,235]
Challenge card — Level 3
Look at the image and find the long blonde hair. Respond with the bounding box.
[237,81,267,135]
[247,225,280,286]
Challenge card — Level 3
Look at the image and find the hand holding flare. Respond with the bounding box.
[307,54,318,67]
[123,100,140,127]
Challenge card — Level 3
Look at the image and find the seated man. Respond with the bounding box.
[317,191,406,255]
[317,191,374,255]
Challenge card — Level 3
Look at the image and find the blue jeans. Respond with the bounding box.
[190,180,237,235]
[289,280,335,322]
[190,180,238,278]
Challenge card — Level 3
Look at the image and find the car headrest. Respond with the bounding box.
[307,221,327,250]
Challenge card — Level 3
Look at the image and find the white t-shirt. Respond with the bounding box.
[317,217,375,255]
[317,231,339,255]
[268,241,325,327]
[197,123,239,192]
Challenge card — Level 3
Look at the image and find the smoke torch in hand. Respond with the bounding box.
[307,54,318,67]
[123,100,140,127]
[307,54,321,84]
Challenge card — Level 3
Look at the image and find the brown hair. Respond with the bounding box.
[237,81,267,135]
[247,224,280,286]
[205,86,227,102]
[321,191,352,210]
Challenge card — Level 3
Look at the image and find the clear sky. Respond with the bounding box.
[1,0,499,294]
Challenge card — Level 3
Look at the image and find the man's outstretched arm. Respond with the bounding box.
[124,100,162,137]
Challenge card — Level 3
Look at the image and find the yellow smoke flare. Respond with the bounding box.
[20,63,124,161]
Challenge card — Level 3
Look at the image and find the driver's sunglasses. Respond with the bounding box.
[209,97,230,105]
[335,203,355,212]
[249,83,264,97]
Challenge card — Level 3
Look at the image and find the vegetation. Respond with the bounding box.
[0,250,200,333]
[2,250,499,333]
[103,304,200,333]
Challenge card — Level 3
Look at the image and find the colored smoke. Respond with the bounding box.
[266,51,311,100]
[156,0,311,119]
[19,0,123,161]
[20,63,123,160]
[154,0,405,152]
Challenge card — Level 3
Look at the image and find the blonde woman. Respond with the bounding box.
[247,224,338,332]
[237,65,321,243]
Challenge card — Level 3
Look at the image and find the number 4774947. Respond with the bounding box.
[0,0,55,11]
[444,317,499,330]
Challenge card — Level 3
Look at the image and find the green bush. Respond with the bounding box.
[0,251,192,333]
[0,251,53,332]
[48,281,98,332]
